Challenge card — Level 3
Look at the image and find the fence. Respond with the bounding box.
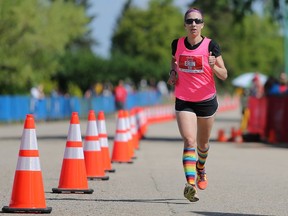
[0,90,163,122]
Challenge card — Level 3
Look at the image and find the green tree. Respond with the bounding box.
[0,0,89,94]
[54,0,100,95]
[232,14,283,76]
[191,0,284,79]
[57,48,111,94]
[110,0,185,82]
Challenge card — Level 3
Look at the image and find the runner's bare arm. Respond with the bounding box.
[167,56,178,85]
[209,52,227,80]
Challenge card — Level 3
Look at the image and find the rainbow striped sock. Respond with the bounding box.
[183,148,196,185]
[197,146,209,170]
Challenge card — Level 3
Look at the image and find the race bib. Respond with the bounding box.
[178,55,204,73]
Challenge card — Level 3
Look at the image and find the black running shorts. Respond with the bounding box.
[175,95,218,117]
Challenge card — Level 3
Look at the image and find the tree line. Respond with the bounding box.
[0,0,285,96]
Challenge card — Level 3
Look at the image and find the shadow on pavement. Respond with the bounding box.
[191,211,272,216]
[47,197,190,205]
[2,133,286,149]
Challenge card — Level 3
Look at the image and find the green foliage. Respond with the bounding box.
[111,0,184,81]
[57,48,113,94]
[67,82,83,97]
[0,0,89,94]
[190,0,284,84]
[0,0,286,95]
[109,52,168,86]
[231,14,283,76]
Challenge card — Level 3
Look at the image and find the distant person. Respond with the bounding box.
[167,7,228,202]
[240,87,250,115]
[278,72,288,93]
[94,82,103,96]
[267,72,288,95]
[124,80,134,94]
[102,81,113,97]
[249,74,264,98]
[30,84,45,116]
[114,80,127,111]
[84,86,93,99]
[157,80,169,97]
[264,76,278,96]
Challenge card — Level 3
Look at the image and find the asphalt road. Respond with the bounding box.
[0,108,287,216]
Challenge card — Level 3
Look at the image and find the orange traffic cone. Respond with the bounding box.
[111,110,133,163]
[217,129,227,142]
[228,127,237,142]
[124,110,136,160]
[84,110,109,180]
[235,128,243,143]
[97,111,115,173]
[130,108,139,150]
[136,107,148,139]
[2,114,52,213]
[52,112,93,194]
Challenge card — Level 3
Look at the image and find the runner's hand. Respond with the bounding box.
[167,70,178,86]
[208,51,216,68]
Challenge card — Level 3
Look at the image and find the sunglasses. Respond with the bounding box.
[185,18,203,25]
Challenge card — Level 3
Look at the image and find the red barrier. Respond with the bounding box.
[264,96,288,143]
[247,96,288,143]
[247,97,267,138]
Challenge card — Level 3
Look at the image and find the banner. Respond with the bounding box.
[247,96,267,138]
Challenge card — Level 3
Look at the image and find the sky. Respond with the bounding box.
[88,0,192,58]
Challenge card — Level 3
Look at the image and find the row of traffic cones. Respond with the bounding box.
[2,108,146,214]
[218,127,278,144]
[112,109,138,163]
[217,127,243,143]
[83,110,109,181]
[51,111,110,195]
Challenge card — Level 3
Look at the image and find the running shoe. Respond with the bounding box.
[196,167,208,190]
[183,183,199,202]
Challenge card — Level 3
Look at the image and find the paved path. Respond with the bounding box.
[0,108,287,216]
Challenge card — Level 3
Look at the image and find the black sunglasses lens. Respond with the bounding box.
[185,19,203,24]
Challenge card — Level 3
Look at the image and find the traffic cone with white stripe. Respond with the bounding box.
[84,110,109,180]
[130,108,139,150]
[52,112,93,194]
[124,110,135,160]
[97,111,115,172]
[111,110,133,163]
[217,129,227,142]
[136,107,148,139]
[2,114,52,213]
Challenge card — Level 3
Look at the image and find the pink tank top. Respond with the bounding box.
[174,37,216,102]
